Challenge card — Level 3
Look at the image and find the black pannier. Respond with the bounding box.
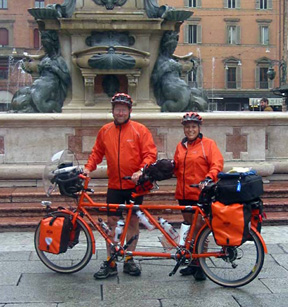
[215,171,264,205]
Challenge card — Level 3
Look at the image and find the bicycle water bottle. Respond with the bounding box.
[98,218,111,235]
[158,217,179,241]
[114,219,125,242]
[136,210,155,231]
[178,222,190,246]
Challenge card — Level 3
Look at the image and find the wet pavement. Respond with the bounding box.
[0,226,287,307]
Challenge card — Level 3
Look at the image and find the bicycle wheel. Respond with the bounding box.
[196,226,265,287]
[34,213,93,273]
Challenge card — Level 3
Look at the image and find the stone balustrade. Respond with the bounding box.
[1,112,288,185]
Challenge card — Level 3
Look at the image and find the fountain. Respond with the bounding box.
[1,0,287,185]
[9,0,208,113]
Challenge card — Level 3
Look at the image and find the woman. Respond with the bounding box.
[174,112,224,280]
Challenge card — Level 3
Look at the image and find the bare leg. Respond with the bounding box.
[126,214,139,251]
[106,215,120,257]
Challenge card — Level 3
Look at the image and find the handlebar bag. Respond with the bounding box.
[145,159,175,181]
[38,215,72,254]
[211,201,251,246]
[215,171,264,205]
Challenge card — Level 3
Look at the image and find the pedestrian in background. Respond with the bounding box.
[260,97,273,111]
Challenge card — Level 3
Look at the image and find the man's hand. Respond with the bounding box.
[131,170,143,184]
[83,168,90,177]
[199,177,212,190]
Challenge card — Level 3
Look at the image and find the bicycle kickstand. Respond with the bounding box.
[169,257,186,277]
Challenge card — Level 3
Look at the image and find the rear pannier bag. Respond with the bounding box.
[211,201,251,246]
[215,171,264,205]
[249,198,265,234]
[38,216,72,254]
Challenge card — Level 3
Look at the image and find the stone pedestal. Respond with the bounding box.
[36,0,181,113]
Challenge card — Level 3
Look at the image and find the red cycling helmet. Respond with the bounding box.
[181,112,203,125]
[111,93,133,109]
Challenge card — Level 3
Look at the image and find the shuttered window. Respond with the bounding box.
[184,25,202,44]
[0,0,7,9]
[35,0,45,8]
[34,29,40,49]
[227,25,241,44]
[255,0,272,9]
[184,0,202,8]
[0,28,9,47]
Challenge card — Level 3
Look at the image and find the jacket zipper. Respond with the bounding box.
[183,150,188,199]
[118,125,122,189]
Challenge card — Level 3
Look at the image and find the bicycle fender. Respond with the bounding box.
[193,224,208,254]
[76,215,96,254]
[251,225,268,254]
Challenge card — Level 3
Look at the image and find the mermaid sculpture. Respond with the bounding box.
[151,31,208,112]
[11,30,71,113]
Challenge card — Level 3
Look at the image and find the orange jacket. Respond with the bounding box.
[174,134,224,201]
[85,120,157,190]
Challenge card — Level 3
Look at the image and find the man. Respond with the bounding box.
[260,97,273,111]
[83,93,157,279]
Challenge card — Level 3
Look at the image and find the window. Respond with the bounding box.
[184,24,202,44]
[0,28,9,47]
[224,58,242,89]
[35,0,45,8]
[224,0,241,8]
[259,67,269,89]
[189,25,197,44]
[256,0,272,10]
[227,25,240,44]
[227,67,237,88]
[185,0,202,8]
[0,58,8,79]
[255,58,273,89]
[34,29,40,49]
[260,25,269,45]
[0,0,7,9]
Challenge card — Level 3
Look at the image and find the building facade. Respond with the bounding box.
[160,0,287,111]
[0,0,287,112]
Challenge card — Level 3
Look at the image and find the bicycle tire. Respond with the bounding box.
[34,212,93,274]
[196,226,265,288]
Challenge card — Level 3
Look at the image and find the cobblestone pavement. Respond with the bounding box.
[0,226,287,307]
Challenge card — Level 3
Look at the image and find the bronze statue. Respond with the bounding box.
[151,31,208,112]
[11,30,71,113]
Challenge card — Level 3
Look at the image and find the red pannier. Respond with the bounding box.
[38,216,72,254]
[211,201,251,246]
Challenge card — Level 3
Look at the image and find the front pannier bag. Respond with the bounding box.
[215,170,263,205]
[38,216,72,254]
[211,201,251,246]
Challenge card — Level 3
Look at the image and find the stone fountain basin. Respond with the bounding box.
[72,46,150,69]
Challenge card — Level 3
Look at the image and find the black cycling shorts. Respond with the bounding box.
[178,199,197,213]
[106,188,144,216]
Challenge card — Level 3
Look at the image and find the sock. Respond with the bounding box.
[107,257,116,267]
[125,256,133,262]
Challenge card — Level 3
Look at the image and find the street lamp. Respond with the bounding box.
[267,58,287,86]
[267,58,288,111]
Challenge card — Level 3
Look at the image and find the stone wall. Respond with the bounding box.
[0,112,288,186]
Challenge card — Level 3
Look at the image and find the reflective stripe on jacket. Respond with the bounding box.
[174,134,224,201]
[85,120,157,190]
